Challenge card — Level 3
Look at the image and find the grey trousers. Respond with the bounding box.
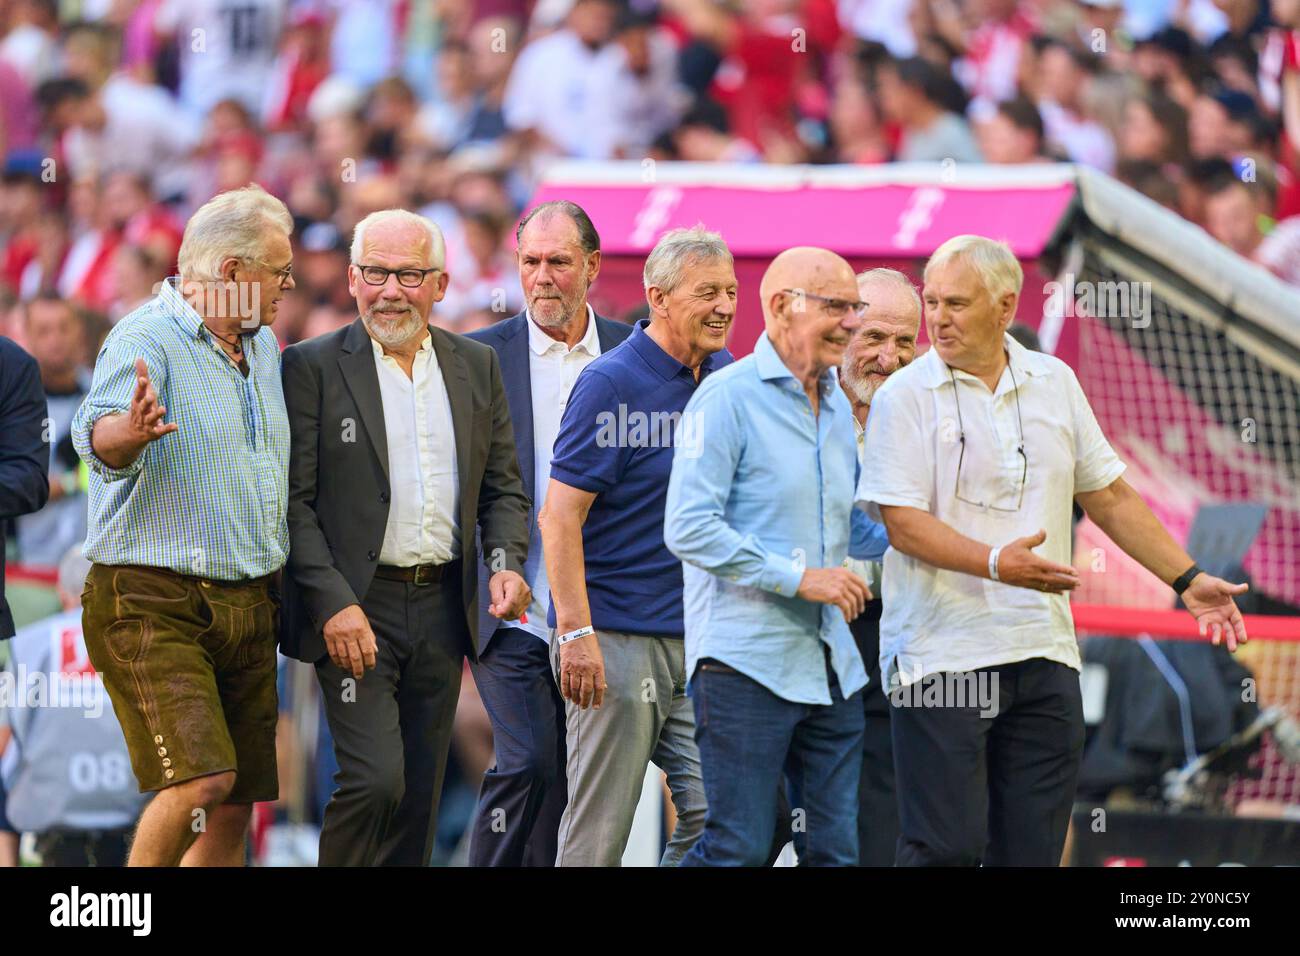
[551,629,707,866]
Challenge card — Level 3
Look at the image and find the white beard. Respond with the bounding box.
[841,364,882,406]
[364,305,426,348]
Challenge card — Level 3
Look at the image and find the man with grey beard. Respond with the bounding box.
[281,208,532,866]
[839,268,920,866]
[462,201,632,866]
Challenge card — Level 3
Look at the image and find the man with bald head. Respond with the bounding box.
[666,247,872,866]
[281,208,531,865]
[839,268,921,866]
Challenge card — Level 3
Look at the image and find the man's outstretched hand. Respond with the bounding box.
[1182,573,1249,652]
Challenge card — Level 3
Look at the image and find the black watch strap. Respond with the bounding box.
[1171,564,1204,595]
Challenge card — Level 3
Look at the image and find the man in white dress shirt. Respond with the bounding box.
[856,235,1249,866]
[462,201,632,866]
[282,209,532,865]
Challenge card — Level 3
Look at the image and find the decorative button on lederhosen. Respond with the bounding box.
[154,735,164,744]
[164,769,175,779]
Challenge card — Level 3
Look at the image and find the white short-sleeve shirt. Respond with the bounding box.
[854,334,1125,685]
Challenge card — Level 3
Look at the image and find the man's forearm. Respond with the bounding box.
[879,505,991,578]
[90,413,148,471]
[539,509,592,633]
[1078,480,1191,587]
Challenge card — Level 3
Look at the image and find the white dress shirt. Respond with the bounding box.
[373,333,460,566]
[855,334,1125,686]
[520,306,602,640]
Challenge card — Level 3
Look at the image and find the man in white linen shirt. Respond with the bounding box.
[855,234,1249,866]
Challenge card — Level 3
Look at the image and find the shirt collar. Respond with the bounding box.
[754,331,838,401]
[920,332,1051,391]
[627,318,725,382]
[526,303,598,356]
[159,276,208,339]
[371,329,432,361]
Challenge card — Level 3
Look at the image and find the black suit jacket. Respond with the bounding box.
[464,310,632,653]
[279,318,530,664]
[0,337,50,640]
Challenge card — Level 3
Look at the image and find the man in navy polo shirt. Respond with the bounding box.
[538,226,735,866]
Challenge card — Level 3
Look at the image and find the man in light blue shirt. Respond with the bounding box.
[666,247,873,866]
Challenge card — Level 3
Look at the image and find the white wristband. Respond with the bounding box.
[557,625,595,645]
[988,546,1002,582]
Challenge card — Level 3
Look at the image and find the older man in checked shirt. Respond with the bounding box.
[71,185,294,867]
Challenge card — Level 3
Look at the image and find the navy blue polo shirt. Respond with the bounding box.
[547,319,733,636]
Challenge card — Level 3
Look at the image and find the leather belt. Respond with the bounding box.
[374,562,455,586]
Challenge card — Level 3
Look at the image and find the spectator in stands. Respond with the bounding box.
[14,294,89,570]
[1203,167,1300,285]
[583,7,689,160]
[829,70,891,165]
[154,0,287,121]
[503,0,618,157]
[0,544,147,867]
[671,98,763,163]
[949,0,1038,109]
[856,235,1250,866]
[539,226,735,866]
[1189,88,1260,159]
[1120,91,1191,169]
[1033,40,1116,171]
[877,57,983,163]
[976,96,1054,164]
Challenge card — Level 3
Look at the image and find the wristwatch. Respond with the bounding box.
[1171,563,1204,595]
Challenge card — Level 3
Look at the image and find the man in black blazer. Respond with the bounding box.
[281,209,531,866]
[1,336,51,640]
[464,201,632,866]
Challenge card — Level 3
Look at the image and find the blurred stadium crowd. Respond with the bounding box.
[0,0,1298,864]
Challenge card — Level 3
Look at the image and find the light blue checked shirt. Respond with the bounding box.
[72,278,289,580]
[664,332,867,705]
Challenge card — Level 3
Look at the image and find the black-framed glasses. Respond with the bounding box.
[780,289,869,320]
[949,362,1027,512]
[354,263,441,288]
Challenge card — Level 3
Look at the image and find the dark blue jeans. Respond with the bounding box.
[682,657,865,867]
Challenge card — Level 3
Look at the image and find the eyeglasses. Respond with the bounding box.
[949,362,1027,512]
[247,258,293,287]
[354,263,441,288]
[781,289,869,320]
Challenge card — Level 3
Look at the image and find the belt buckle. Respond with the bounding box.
[413,564,435,587]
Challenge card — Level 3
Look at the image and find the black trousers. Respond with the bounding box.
[315,573,466,866]
[466,625,567,867]
[891,656,1084,866]
[850,599,899,866]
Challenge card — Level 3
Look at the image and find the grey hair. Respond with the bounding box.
[642,225,733,295]
[177,184,293,281]
[351,209,446,268]
[856,267,922,318]
[924,235,1024,303]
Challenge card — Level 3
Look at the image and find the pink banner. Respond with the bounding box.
[530,182,1076,258]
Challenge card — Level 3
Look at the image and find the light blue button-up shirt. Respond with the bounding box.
[71,278,289,580]
[665,332,867,705]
